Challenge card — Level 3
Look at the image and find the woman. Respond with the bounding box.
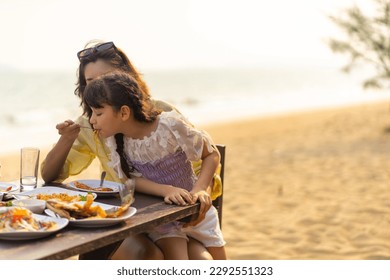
[41,40,223,260]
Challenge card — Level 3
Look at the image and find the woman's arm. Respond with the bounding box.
[191,141,220,195]
[186,141,220,226]
[41,120,81,183]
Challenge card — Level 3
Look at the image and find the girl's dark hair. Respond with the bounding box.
[74,41,150,116]
[114,133,133,178]
[83,72,161,178]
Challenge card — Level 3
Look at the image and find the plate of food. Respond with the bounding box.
[67,180,122,196]
[45,193,136,228]
[0,207,68,240]
[13,186,97,201]
[0,182,19,194]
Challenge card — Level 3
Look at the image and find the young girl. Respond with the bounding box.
[82,71,226,260]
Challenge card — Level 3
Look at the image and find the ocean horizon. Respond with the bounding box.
[1,65,390,155]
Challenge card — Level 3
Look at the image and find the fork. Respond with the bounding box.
[74,120,94,129]
[99,171,106,187]
[79,125,94,130]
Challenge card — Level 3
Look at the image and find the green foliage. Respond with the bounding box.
[328,0,390,89]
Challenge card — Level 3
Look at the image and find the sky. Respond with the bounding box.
[0,0,374,72]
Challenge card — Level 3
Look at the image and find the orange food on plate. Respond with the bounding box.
[46,193,129,220]
[36,193,81,202]
[0,186,13,192]
[0,207,57,232]
[74,181,113,192]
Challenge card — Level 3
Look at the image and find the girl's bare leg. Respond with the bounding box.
[111,234,164,260]
[188,237,213,260]
[207,246,227,260]
[155,237,189,260]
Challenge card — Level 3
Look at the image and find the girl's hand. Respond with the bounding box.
[56,120,81,141]
[163,187,193,206]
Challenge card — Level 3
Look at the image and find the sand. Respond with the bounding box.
[2,100,390,260]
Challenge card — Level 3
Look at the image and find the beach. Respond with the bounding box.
[2,100,390,260]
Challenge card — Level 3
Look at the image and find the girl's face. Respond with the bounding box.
[89,105,122,138]
[84,59,116,84]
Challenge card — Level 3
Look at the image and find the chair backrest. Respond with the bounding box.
[213,144,225,228]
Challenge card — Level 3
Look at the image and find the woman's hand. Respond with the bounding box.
[191,189,212,213]
[41,120,81,183]
[56,120,81,141]
[184,190,212,227]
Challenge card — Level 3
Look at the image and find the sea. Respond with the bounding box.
[1,65,390,155]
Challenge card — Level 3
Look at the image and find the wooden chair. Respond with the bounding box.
[213,144,225,228]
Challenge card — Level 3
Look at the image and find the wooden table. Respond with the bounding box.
[0,185,200,260]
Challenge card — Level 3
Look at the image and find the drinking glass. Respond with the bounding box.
[20,147,40,191]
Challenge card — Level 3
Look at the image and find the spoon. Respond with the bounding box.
[99,171,107,187]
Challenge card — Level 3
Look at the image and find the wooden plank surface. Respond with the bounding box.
[0,192,200,260]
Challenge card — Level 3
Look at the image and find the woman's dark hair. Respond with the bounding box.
[83,71,161,178]
[74,41,150,116]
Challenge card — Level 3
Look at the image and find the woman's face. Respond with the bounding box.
[84,59,116,85]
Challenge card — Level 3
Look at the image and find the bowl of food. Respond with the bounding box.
[9,199,46,214]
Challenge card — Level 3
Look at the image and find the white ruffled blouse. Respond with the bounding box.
[106,111,215,179]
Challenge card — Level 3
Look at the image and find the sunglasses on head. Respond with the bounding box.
[77,41,117,61]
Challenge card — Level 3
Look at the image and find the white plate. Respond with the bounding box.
[0,213,68,240]
[67,180,122,196]
[0,182,19,193]
[13,186,97,201]
[45,201,137,228]
[9,199,46,214]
